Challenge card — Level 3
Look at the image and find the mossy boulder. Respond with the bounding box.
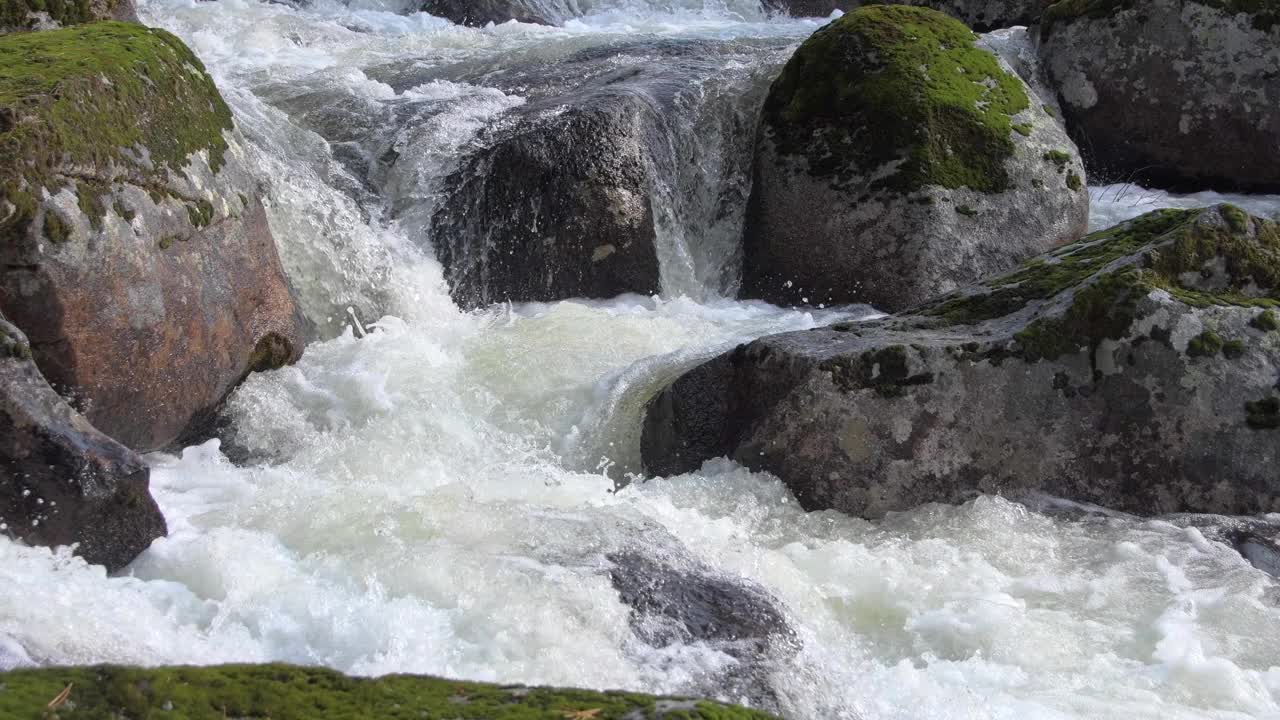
[0,312,165,572]
[0,0,137,34]
[1039,0,1280,190]
[0,664,780,719]
[766,0,1054,31]
[646,205,1280,518]
[742,6,1087,312]
[0,23,307,451]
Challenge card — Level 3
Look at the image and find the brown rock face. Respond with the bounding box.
[0,23,307,452]
[2,197,305,451]
[0,315,165,571]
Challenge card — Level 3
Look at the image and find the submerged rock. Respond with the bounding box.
[742,6,1087,312]
[766,0,1053,31]
[420,0,566,25]
[609,551,796,711]
[0,23,307,452]
[0,0,137,34]
[1161,514,1280,578]
[0,664,780,718]
[646,205,1280,518]
[0,315,165,572]
[1039,0,1280,191]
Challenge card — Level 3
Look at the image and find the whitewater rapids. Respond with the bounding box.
[3,1,1280,718]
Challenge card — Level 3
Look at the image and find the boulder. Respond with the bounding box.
[1039,0,1280,191]
[0,23,307,452]
[0,664,781,719]
[422,40,786,306]
[766,0,1053,32]
[420,0,567,25]
[742,6,1087,312]
[608,551,796,710]
[0,0,137,34]
[645,205,1280,518]
[0,315,165,572]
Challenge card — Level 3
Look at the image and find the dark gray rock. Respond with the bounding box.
[0,315,165,572]
[741,7,1087,312]
[609,550,796,711]
[765,0,1053,31]
[420,0,569,25]
[409,40,789,306]
[645,205,1280,518]
[1039,0,1280,191]
[1,0,137,35]
[1163,514,1280,578]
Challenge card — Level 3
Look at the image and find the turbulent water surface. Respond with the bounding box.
[4,2,1280,718]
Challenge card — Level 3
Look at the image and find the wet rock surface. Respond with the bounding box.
[1039,0,1280,191]
[646,205,1280,518]
[742,6,1087,312]
[0,23,307,452]
[766,0,1053,31]
[0,315,165,572]
[609,550,796,711]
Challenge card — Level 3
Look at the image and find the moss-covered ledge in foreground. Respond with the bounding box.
[0,22,233,243]
[0,664,780,720]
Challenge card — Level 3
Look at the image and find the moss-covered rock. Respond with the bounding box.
[646,205,1280,518]
[0,664,779,719]
[0,22,306,451]
[0,0,137,34]
[742,6,1087,311]
[1040,0,1280,190]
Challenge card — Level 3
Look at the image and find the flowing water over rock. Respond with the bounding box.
[3,1,1280,718]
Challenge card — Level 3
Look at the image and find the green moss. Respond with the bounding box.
[1246,395,1280,429]
[186,198,214,228]
[921,208,1194,325]
[75,179,110,230]
[0,665,775,720]
[0,323,31,360]
[1013,123,1033,136]
[1012,270,1146,361]
[157,233,178,250]
[41,208,69,243]
[822,344,934,394]
[1252,309,1279,331]
[1223,338,1246,359]
[1042,104,1056,118]
[112,199,135,222]
[762,5,1030,194]
[1222,203,1249,233]
[1044,150,1071,171]
[920,205,1280,330]
[0,23,233,248]
[1066,171,1082,191]
[956,204,978,217]
[1187,330,1223,357]
[0,0,127,32]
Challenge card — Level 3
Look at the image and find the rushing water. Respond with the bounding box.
[5,2,1280,718]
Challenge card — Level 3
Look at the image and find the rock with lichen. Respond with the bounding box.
[0,0,137,34]
[0,664,781,719]
[766,0,1054,31]
[0,23,307,452]
[742,6,1088,312]
[0,312,165,572]
[1039,0,1280,191]
[645,205,1280,518]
